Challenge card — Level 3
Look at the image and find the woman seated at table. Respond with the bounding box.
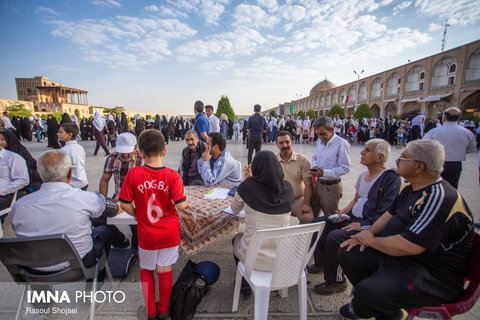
[231,150,295,297]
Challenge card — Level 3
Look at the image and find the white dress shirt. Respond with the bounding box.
[311,133,351,179]
[11,182,106,259]
[61,140,88,188]
[208,115,220,133]
[423,122,477,161]
[0,148,29,196]
[1,116,15,130]
[334,118,343,134]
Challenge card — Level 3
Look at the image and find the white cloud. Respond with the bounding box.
[280,5,306,22]
[233,4,279,28]
[428,23,442,32]
[393,1,412,15]
[197,60,235,72]
[92,0,121,8]
[35,6,61,16]
[164,0,228,25]
[257,0,279,12]
[145,5,159,12]
[414,0,480,26]
[48,17,196,68]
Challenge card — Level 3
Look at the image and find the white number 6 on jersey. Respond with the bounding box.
[147,193,163,223]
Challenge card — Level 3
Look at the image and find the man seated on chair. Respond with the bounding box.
[309,139,401,295]
[0,132,29,222]
[178,130,206,186]
[198,132,242,186]
[337,140,475,320]
[11,150,119,279]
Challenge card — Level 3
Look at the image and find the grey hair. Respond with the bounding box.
[37,150,72,182]
[406,140,444,176]
[184,129,198,138]
[366,139,390,163]
[312,116,334,131]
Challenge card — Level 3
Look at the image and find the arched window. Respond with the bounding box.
[405,65,426,92]
[326,93,331,107]
[431,56,457,88]
[386,73,401,96]
[332,91,338,104]
[348,86,356,100]
[359,82,368,101]
[465,48,480,84]
[371,78,383,98]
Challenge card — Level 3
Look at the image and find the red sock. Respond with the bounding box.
[140,269,156,316]
[157,270,173,314]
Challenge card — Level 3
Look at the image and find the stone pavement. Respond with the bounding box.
[1,138,479,320]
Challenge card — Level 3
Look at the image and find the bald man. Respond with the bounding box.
[423,107,476,189]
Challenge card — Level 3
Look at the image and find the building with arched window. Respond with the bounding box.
[272,39,480,120]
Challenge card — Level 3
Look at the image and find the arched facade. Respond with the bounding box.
[348,85,356,101]
[371,78,382,99]
[431,56,457,89]
[402,101,421,114]
[405,65,425,93]
[385,102,397,116]
[370,104,380,118]
[339,88,346,102]
[332,91,338,105]
[461,91,480,116]
[358,82,368,101]
[325,93,331,107]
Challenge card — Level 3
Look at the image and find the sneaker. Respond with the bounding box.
[306,264,323,274]
[313,281,347,295]
[339,302,357,319]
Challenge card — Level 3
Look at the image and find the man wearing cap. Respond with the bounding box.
[179,130,206,186]
[98,132,143,250]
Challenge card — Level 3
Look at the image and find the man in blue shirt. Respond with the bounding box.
[193,100,210,142]
[246,104,267,164]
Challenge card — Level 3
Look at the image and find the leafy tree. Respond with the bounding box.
[353,103,372,120]
[306,109,316,119]
[51,112,63,122]
[269,110,278,118]
[215,95,236,120]
[390,114,402,120]
[327,104,345,118]
[296,110,305,120]
[462,113,480,123]
[103,106,125,115]
[5,104,33,118]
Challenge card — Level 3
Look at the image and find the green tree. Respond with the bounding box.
[296,110,305,120]
[306,109,316,119]
[215,95,236,120]
[103,106,125,115]
[353,103,372,120]
[269,110,278,118]
[327,104,345,118]
[6,104,33,118]
[51,112,63,122]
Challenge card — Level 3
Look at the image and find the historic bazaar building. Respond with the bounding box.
[275,39,480,119]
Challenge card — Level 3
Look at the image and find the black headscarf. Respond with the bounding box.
[154,114,161,130]
[120,112,128,133]
[47,115,59,132]
[0,130,43,190]
[60,113,72,125]
[237,150,293,214]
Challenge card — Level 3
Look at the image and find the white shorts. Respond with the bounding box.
[138,245,179,270]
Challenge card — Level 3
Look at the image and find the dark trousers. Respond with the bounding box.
[90,216,138,250]
[0,193,14,223]
[338,246,451,319]
[441,161,462,189]
[82,225,114,281]
[247,135,263,165]
[94,145,110,155]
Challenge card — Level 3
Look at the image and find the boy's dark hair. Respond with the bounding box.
[138,129,166,157]
[60,123,79,138]
[254,104,261,112]
[208,132,226,152]
[276,130,293,142]
[194,100,204,113]
[205,105,214,111]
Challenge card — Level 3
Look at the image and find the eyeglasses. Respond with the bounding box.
[397,154,423,164]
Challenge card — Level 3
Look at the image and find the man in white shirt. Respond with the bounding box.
[58,123,88,190]
[1,111,16,133]
[333,114,343,136]
[11,150,118,279]
[0,132,29,214]
[205,105,220,133]
[310,116,351,217]
[423,107,477,189]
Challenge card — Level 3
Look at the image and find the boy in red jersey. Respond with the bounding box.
[119,129,190,319]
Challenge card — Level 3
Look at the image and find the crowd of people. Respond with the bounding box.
[0,102,479,320]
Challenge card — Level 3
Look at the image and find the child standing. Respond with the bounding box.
[119,129,190,320]
[58,123,88,190]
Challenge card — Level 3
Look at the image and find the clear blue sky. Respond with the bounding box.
[1,0,479,115]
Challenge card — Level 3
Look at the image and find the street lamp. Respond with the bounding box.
[354,69,364,111]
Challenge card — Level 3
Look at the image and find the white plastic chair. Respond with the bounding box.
[232,222,325,320]
[0,191,17,238]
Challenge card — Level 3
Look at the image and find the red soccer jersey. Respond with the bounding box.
[119,165,186,250]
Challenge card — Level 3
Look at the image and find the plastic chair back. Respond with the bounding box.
[0,233,93,283]
[0,191,18,238]
[408,232,480,319]
[243,222,325,290]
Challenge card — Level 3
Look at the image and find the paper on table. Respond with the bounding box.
[203,188,230,200]
[222,206,245,218]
